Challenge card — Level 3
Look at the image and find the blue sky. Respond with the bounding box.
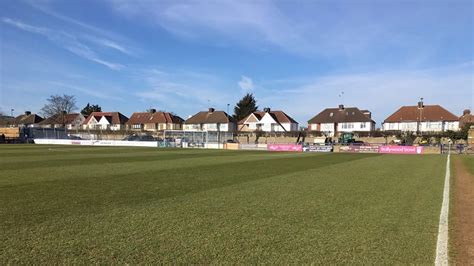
[1,0,473,126]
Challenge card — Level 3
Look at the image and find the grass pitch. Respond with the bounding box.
[1,145,447,263]
[462,156,474,175]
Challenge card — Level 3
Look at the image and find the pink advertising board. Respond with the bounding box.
[268,144,303,152]
[378,145,424,154]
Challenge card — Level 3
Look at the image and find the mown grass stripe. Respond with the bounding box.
[0,146,446,264]
[435,154,450,266]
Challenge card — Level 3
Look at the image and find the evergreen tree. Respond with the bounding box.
[81,103,102,116]
[233,93,258,121]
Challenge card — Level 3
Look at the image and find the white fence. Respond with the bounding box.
[34,139,159,147]
[34,139,227,149]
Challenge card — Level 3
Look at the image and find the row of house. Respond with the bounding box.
[2,100,472,136]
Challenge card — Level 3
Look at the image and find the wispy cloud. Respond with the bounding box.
[133,67,233,115]
[48,81,123,100]
[81,34,132,55]
[106,0,472,62]
[2,17,49,34]
[238,76,254,92]
[2,17,124,70]
[107,0,310,54]
[257,62,474,125]
[27,1,137,56]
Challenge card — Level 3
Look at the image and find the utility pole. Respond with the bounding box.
[419,97,424,136]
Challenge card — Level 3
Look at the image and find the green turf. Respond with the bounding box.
[462,156,474,175]
[0,145,447,263]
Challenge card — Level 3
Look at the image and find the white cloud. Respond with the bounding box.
[27,1,137,56]
[81,34,132,56]
[106,0,312,55]
[106,0,472,62]
[133,68,233,115]
[48,82,123,100]
[64,42,124,70]
[2,17,124,70]
[238,76,254,92]
[2,17,49,34]
[257,62,474,125]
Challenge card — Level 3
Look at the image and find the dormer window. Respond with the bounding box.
[329,112,333,117]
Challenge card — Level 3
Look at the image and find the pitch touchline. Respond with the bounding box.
[435,153,450,266]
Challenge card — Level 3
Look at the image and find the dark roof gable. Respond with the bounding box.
[185,110,234,124]
[83,112,129,124]
[308,107,373,124]
[14,113,44,125]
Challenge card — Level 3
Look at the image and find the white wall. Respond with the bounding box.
[320,123,335,132]
[98,116,111,129]
[183,123,235,132]
[315,123,336,136]
[259,113,278,132]
[260,113,298,132]
[83,116,98,130]
[310,122,372,136]
[445,121,459,131]
[109,124,124,131]
[280,122,298,131]
[183,124,201,131]
[337,122,372,132]
[383,121,459,132]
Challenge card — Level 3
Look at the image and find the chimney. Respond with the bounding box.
[417,98,424,109]
[263,107,271,113]
[463,109,471,116]
[208,107,215,113]
[25,111,31,116]
[338,104,344,110]
[149,108,156,113]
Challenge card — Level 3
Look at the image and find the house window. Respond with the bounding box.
[341,123,353,129]
[360,123,366,129]
[132,124,141,129]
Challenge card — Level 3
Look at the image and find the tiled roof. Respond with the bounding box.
[14,113,44,125]
[0,116,15,126]
[40,113,83,125]
[239,110,298,124]
[83,112,129,124]
[127,111,184,124]
[384,105,458,123]
[459,109,473,128]
[308,107,373,124]
[185,110,234,124]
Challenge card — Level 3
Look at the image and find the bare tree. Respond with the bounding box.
[41,94,77,126]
